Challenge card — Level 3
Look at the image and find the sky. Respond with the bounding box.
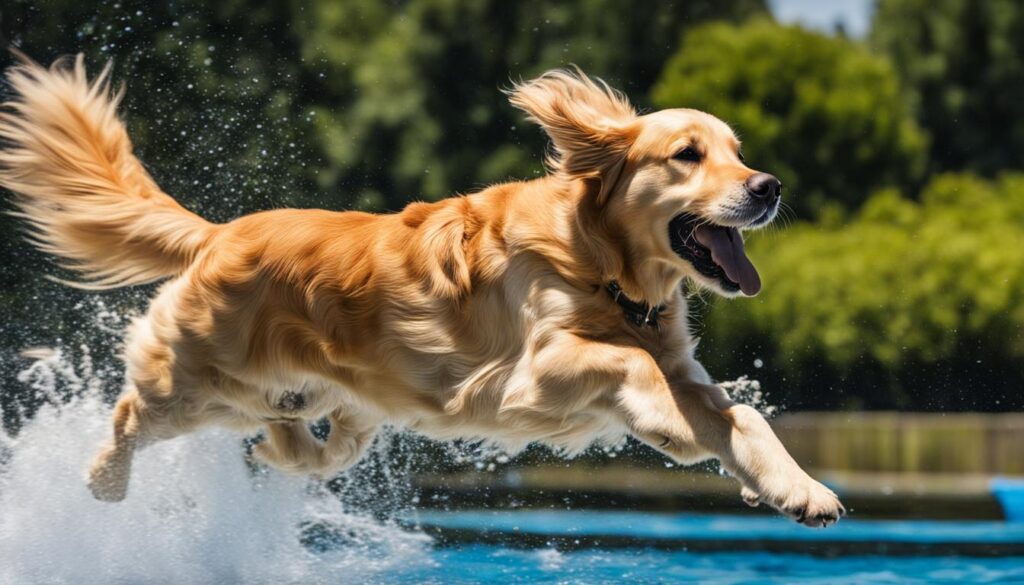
[769,0,874,37]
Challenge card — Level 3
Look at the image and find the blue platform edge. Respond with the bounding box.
[412,509,1024,544]
[992,476,1024,523]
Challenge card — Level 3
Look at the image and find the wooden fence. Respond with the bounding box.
[773,412,1024,474]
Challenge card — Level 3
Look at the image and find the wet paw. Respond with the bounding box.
[87,445,131,502]
[740,485,761,508]
[776,480,846,527]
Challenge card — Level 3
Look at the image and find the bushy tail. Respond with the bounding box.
[0,54,219,289]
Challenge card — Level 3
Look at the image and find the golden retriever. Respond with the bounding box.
[0,55,844,526]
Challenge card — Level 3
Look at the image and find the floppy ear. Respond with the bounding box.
[507,68,636,204]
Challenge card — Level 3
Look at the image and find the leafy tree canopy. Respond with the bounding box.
[0,0,768,215]
[701,173,1024,410]
[652,19,927,217]
[873,0,1024,175]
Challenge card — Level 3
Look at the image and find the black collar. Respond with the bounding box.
[605,281,664,328]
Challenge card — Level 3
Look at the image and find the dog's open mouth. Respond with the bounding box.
[668,214,762,296]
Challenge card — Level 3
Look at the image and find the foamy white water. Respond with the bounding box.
[0,347,432,585]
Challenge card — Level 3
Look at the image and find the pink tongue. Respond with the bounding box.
[694,225,762,296]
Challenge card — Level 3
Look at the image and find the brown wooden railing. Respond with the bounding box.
[773,412,1024,474]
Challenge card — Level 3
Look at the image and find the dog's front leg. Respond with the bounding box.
[616,353,845,526]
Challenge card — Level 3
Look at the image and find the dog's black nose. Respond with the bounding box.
[745,173,782,200]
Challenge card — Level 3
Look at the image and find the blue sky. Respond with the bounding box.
[769,0,874,37]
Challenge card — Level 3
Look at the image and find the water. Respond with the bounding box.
[407,511,1024,583]
[1,334,1022,584]
[0,349,432,585]
[387,548,1024,584]
[413,509,1024,547]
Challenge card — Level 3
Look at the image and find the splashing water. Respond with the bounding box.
[720,375,778,417]
[0,343,432,585]
[705,376,779,478]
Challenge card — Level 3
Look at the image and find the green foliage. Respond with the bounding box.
[652,19,927,217]
[1,0,766,214]
[292,0,768,208]
[872,0,1024,175]
[701,174,1024,410]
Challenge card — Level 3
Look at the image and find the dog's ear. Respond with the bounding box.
[507,68,636,204]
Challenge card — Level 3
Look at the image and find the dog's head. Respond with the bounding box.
[509,69,781,299]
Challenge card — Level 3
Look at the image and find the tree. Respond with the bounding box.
[0,0,768,217]
[652,18,927,217]
[872,0,1024,175]
[699,173,1024,411]
[293,0,767,209]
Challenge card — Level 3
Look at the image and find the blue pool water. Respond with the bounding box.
[386,547,1024,584]
[414,509,1024,546]
[383,510,1024,584]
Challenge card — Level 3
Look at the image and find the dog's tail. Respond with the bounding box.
[0,54,219,289]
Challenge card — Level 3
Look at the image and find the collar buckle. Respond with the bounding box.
[605,281,664,328]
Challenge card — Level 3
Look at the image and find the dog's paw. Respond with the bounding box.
[740,485,761,508]
[88,468,129,502]
[771,479,845,527]
[87,445,131,502]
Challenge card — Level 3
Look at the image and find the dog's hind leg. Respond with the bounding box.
[88,380,211,502]
[87,389,146,502]
[253,411,377,476]
[88,375,212,502]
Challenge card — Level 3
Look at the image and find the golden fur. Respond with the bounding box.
[0,56,844,526]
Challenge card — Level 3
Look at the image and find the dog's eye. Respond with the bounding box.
[673,147,702,163]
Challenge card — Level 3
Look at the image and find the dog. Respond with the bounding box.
[0,55,844,526]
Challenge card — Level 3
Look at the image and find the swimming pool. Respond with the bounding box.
[381,546,1024,584]
[372,510,1024,584]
